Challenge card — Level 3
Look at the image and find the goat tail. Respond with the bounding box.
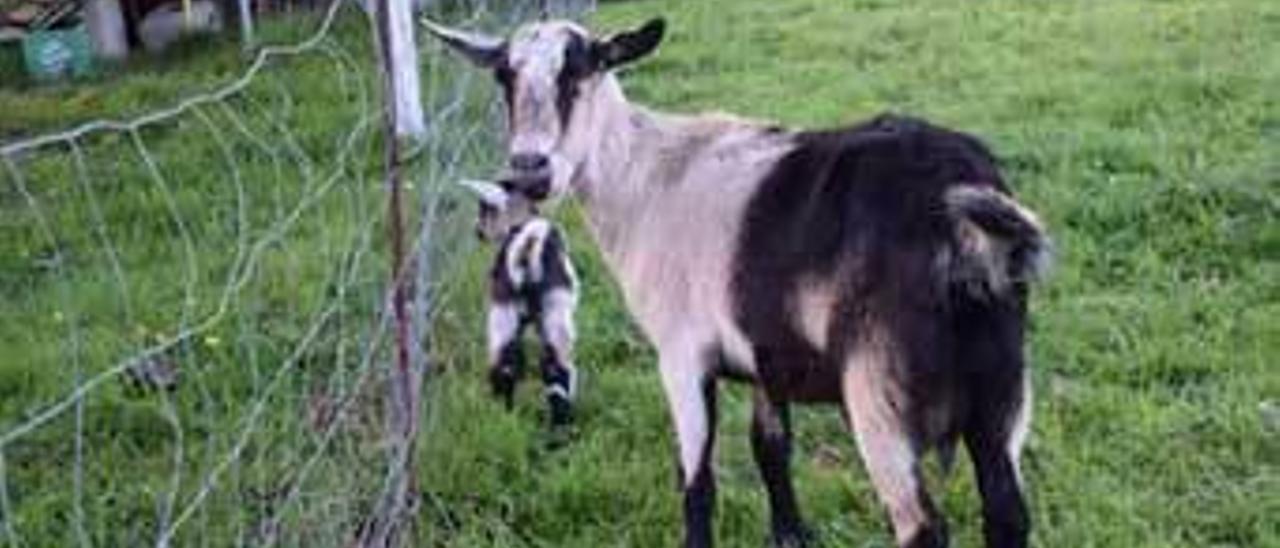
[943,185,1051,297]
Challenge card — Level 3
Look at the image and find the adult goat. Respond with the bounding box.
[425,17,1050,548]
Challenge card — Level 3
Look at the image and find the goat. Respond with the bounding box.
[429,18,1050,548]
[461,178,580,428]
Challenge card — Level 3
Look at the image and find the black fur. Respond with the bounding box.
[750,391,811,547]
[491,340,523,408]
[487,222,578,426]
[494,64,517,128]
[489,224,574,304]
[956,288,1030,548]
[556,32,594,129]
[947,188,1048,285]
[540,339,574,427]
[732,113,1032,547]
[592,18,667,71]
[735,113,1005,401]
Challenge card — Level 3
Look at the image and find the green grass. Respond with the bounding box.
[421,1,1279,546]
[3,0,1279,546]
[0,9,498,545]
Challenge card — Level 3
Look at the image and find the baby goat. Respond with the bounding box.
[461,178,580,428]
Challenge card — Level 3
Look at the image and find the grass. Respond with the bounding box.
[2,0,1278,546]
[0,8,496,545]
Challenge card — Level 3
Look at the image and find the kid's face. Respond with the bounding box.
[474,184,537,242]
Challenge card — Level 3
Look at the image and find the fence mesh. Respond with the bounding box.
[0,0,591,545]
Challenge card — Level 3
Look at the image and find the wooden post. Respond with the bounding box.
[381,0,424,138]
[359,0,424,544]
[84,0,129,60]
[236,0,252,49]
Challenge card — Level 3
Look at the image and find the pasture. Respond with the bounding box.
[1,0,1276,546]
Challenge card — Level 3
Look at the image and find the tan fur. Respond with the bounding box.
[563,79,793,368]
[792,275,841,351]
[841,332,932,545]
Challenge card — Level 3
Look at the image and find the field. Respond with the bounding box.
[2,0,1278,546]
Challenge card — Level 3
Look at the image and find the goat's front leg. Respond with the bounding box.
[486,302,523,408]
[660,346,719,548]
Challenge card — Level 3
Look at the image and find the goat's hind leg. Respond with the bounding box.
[486,302,524,408]
[964,372,1030,548]
[750,388,811,547]
[957,298,1031,548]
[842,343,947,548]
[537,288,578,428]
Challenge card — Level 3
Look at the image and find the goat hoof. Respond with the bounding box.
[544,424,573,450]
[903,524,948,548]
[547,395,573,427]
[769,524,815,548]
[489,370,518,409]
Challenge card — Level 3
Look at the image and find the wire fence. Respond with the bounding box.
[0,0,591,545]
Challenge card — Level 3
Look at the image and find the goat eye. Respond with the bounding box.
[562,41,592,79]
[494,66,515,86]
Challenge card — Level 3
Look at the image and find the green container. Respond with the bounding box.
[21,24,93,81]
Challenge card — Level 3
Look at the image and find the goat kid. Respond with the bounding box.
[461,178,580,428]
[431,18,1049,548]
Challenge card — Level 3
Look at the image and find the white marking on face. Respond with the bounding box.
[503,22,590,191]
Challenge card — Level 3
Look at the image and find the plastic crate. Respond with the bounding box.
[21,23,93,81]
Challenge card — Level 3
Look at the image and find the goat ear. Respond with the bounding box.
[593,18,666,70]
[421,19,506,68]
[459,179,509,209]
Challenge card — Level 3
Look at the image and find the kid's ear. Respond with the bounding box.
[459,179,510,209]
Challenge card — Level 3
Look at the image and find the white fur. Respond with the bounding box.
[661,339,714,487]
[506,23,578,180]
[503,218,553,287]
[1008,373,1032,486]
[459,178,509,209]
[843,333,932,544]
[540,287,579,399]
[486,303,521,365]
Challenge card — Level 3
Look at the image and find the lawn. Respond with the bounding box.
[1,0,1277,546]
[420,1,1278,546]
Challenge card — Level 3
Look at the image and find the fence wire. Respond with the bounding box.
[0,0,593,545]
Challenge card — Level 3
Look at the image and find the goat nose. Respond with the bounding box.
[509,153,549,172]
